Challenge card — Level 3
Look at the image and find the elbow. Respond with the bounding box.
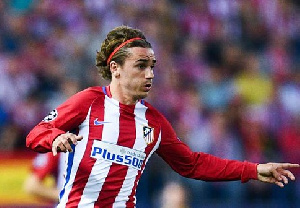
[25,132,47,152]
[25,138,32,149]
[26,137,37,152]
[25,138,47,153]
[26,131,35,150]
[173,164,200,179]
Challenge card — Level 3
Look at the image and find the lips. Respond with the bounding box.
[144,83,152,91]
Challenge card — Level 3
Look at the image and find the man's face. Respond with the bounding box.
[118,47,156,101]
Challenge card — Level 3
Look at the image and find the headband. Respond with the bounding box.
[107,37,142,65]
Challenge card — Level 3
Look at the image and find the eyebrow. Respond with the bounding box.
[135,59,157,64]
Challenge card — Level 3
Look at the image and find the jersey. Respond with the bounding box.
[26,86,258,208]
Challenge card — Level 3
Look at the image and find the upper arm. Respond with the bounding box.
[26,87,103,152]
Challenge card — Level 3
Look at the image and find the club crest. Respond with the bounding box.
[143,126,154,145]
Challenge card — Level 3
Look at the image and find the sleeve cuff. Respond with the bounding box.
[49,129,66,148]
[241,161,258,183]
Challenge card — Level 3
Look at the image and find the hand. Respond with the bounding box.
[257,163,300,187]
[52,133,83,156]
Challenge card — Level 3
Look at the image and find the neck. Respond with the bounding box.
[109,82,138,105]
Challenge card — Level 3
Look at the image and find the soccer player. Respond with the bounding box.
[26,26,299,207]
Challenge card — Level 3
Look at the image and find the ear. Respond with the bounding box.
[110,61,120,78]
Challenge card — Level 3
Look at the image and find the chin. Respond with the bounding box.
[136,92,148,100]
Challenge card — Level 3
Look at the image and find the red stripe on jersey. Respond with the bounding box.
[126,103,160,207]
[66,95,105,207]
[95,104,136,207]
[125,163,145,207]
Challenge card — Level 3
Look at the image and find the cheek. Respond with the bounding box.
[129,79,141,89]
[121,70,145,89]
[126,72,144,83]
[122,75,139,88]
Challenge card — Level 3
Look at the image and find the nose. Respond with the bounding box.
[145,67,154,79]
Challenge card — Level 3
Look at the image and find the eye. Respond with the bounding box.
[138,64,147,69]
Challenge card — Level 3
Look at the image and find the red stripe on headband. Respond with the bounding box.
[107,37,142,65]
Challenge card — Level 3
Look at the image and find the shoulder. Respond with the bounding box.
[143,101,162,117]
[67,86,105,103]
[53,86,105,116]
[143,101,169,125]
[76,86,104,97]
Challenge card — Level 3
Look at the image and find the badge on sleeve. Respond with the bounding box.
[143,126,154,145]
[43,109,58,122]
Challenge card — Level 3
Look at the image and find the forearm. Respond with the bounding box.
[187,152,258,182]
[26,123,65,152]
[158,143,258,182]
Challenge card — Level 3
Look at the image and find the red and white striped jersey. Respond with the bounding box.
[26,86,258,208]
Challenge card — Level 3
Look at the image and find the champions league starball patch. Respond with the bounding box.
[43,109,58,122]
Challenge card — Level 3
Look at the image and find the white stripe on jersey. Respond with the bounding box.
[58,107,92,207]
[145,131,161,166]
[78,96,120,207]
[57,152,66,191]
[113,102,148,208]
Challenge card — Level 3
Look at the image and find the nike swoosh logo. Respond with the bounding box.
[94,118,111,126]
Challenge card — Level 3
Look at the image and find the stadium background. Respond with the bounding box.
[0,0,300,207]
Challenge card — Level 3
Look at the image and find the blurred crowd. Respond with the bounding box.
[1,0,300,207]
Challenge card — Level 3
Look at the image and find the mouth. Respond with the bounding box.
[144,83,152,91]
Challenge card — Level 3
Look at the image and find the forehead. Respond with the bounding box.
[126,47,155,61]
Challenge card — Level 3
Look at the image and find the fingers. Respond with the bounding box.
[52,142,58,156]
[261,174,286,188]
[272,163,298,181]
[271,167,282,181]
[279,169,296,181]
[278,163,300,169]
[257,163,299,188]
[280,175,288,185]
[274,181,284,188]
[52,133,83,156]
[271,166,298,186]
